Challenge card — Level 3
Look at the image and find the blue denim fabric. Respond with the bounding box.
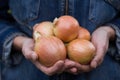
[105,0,120,10]
[0,0,12,20]
[0,20,26,80]
[8,0,120,61]
[1,55,49,80]
[1,0,120,80]
[50,54,120,80]
[1,54,120,80]
[9,0,118,34]
[0,20,25,61]
[106,19,120,62]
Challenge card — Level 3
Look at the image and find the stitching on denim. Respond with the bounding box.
[68,0,75,16]
[2,33,25,61]
[9,0,41,30]
[59,0,65,15]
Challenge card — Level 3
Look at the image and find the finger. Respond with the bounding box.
[33,23,39,30]
[23,49,38,61]
[33,60,64,76]
[65,67,78,75]
[64,59,78,74]
[64,59,76,69]
[65,63,92,74]
[22,42,38,61]
[31,52,38,61]
[75,63,92,72]
[70,67,77,73]
[90,47,104,68]
[23,49,32,60]
[69,67,78,75]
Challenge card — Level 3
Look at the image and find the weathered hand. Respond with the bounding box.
[90,26,115,68]
[64,59,92,75]
[13,36,65,76]
[64,26,115,74]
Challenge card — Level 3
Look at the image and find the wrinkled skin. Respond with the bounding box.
[23,39,66,76]
[64,26,115,74]
[13,26,115,75]
[13,36,65,76]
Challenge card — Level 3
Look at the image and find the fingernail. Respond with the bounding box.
[32,54,37,61]
[91,61,97,68]
[93,62,97,68]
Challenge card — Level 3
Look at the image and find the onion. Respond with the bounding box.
[67,39,95,65]
[33,21,54,41]
[53,15,80,42]
[77,27,91,41]
[34,36,66,67]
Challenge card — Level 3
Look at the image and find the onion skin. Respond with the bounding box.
[77,27,91,41]
[67,39,95,65]
[34,36,66,67]
[53,15,80,42]
[33,21,54,40]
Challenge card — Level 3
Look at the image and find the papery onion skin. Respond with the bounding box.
[34,36,66,67]
[77,27,91,41]
[67,39,95,65]
[53,15,80,42]
[33,21,54,40]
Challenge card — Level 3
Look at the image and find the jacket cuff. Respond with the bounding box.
[0,28,26,66]
[106,19,120,62]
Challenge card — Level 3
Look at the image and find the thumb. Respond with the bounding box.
[90,47,104,68]
[48,60,65,75]
[31,52,38,61]
[35,60,64,76]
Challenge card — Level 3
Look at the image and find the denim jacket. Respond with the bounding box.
[0,0,25,65]
[1,0,120,65]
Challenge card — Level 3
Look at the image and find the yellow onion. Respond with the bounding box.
[67,39,95,65]
[77,27,91,41]
[33,21,54,41]
[53,15,80,42]
[34,36,66,67]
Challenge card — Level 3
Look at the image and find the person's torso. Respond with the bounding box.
[9,0,118,37]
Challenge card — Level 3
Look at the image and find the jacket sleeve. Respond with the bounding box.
[105,0,120,10]
[0,20,26,66]
[106,18,120,62]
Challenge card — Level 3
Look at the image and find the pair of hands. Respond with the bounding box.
[13,26,115,76]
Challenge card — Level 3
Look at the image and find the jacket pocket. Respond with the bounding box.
[9,0,40,25]
[89,0,117,26]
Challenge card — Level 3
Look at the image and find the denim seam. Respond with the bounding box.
[106,23,120,58]
[9,0,41,30]
[89,0,96,22]
[28,0,41,21]
[68,0,75,16]
[59,0,65,15]
[2,32,25,62]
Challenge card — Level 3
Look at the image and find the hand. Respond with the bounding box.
[64,26,115,74]
[90,26,115,68]
[13,36,65,76]
[64,59,92,75]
